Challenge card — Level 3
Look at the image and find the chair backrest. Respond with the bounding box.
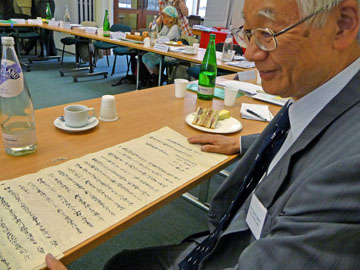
[188,15,201,27]
[81,21,98,27]
[110,24,131,33]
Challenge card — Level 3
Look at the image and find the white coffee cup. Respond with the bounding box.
[64,104,96,127]
[174,79,188,98]
[192,43,200,54]
[59,21,65,28]
[99,95,118,122]
[224,86,239,106]
[184,46,196,54]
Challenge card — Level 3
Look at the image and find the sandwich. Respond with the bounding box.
[192,107,219,129]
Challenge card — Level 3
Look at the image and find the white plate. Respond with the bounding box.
[185,113,242,134]
[54,116,99,132]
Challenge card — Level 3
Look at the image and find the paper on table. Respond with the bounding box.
[216,79,263,96]
[241,103,273,122]
[0,127,227,270]
[252,92,290,106]
[226,61,255,68]
[169,47,185,52]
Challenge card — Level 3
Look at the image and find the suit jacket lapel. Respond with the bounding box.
[256,71,360,208]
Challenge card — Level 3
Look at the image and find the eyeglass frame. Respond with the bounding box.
[231,6,329,51]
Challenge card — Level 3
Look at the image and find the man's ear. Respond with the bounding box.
[333,0,359,50]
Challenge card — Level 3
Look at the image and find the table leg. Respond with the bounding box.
[72,40,108,82]
[136,50,140,90]
[158,55,164,86]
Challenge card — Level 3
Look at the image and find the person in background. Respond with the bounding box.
[142,5,180,86]
[0,0,15,20]
[157,0,192,36]
[36,0,57,56]
[47,0,360,268]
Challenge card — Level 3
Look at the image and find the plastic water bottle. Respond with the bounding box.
[64,4,71,23]
[221,32,234,62]
[150,16,158,45]
[0,37,37,156]
[198,34,217,100]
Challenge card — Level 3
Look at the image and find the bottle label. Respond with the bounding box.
[0,60,24,98]
[198,85,215,96]
[2,129,37,148]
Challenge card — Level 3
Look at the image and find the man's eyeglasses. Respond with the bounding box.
[231,7,329,51]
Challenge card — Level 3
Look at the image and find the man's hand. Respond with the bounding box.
[45,254,68,270]
[188,134,240,155]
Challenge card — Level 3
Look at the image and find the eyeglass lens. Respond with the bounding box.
[234,28,277,51]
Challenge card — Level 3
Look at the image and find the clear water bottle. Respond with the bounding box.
[221,32,234,62]
[64,4,71,23]
[150,15,158,46]
[0,37,37,156]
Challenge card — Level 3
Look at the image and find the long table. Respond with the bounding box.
[0,80,281,266]
[0,22,250,88]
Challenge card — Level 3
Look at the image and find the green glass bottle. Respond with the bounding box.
[45,2,52,20]
[198,34,217,100]
[103,10,110,37]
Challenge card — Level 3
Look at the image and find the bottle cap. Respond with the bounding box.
[1,36,15,46]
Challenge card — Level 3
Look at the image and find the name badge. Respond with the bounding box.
[86,27,97,34]
[154,44,169,52]
[111,31,126,40]
[246,194,267,239]
[157,37,170,44]
[63,22,71,29]
[48,21,60,26]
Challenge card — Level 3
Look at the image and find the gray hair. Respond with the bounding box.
[296,0,360,42]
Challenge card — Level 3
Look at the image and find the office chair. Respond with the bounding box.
[187,15,201,27]
[163,38,192,84]
[94,24,131,67]
[10,14,40,55]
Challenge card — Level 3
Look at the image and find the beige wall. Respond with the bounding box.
[53,0,114,54]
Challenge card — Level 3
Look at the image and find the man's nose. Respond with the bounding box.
[244,39,268,62]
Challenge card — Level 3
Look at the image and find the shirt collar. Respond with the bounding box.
[288,57,360,139]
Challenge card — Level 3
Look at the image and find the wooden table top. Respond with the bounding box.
[0,22,248,73]
[0,80,280,265]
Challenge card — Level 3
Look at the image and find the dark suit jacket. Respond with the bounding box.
[198,70,360,269]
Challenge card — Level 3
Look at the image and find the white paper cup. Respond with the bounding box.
[144,37,151,47]
[224,86,238,106]
[99,95,118,122]
[64,104,96,127]
[193,43,199,54]
[174,79,188,98]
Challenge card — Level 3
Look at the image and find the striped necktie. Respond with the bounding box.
[179,103,291,270]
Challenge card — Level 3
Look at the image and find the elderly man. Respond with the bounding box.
[46,0,360,269]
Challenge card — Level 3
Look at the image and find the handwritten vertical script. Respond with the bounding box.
[0,127,227,269]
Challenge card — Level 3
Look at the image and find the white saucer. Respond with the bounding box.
[183,51,196,55]
[54,116,99,132]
